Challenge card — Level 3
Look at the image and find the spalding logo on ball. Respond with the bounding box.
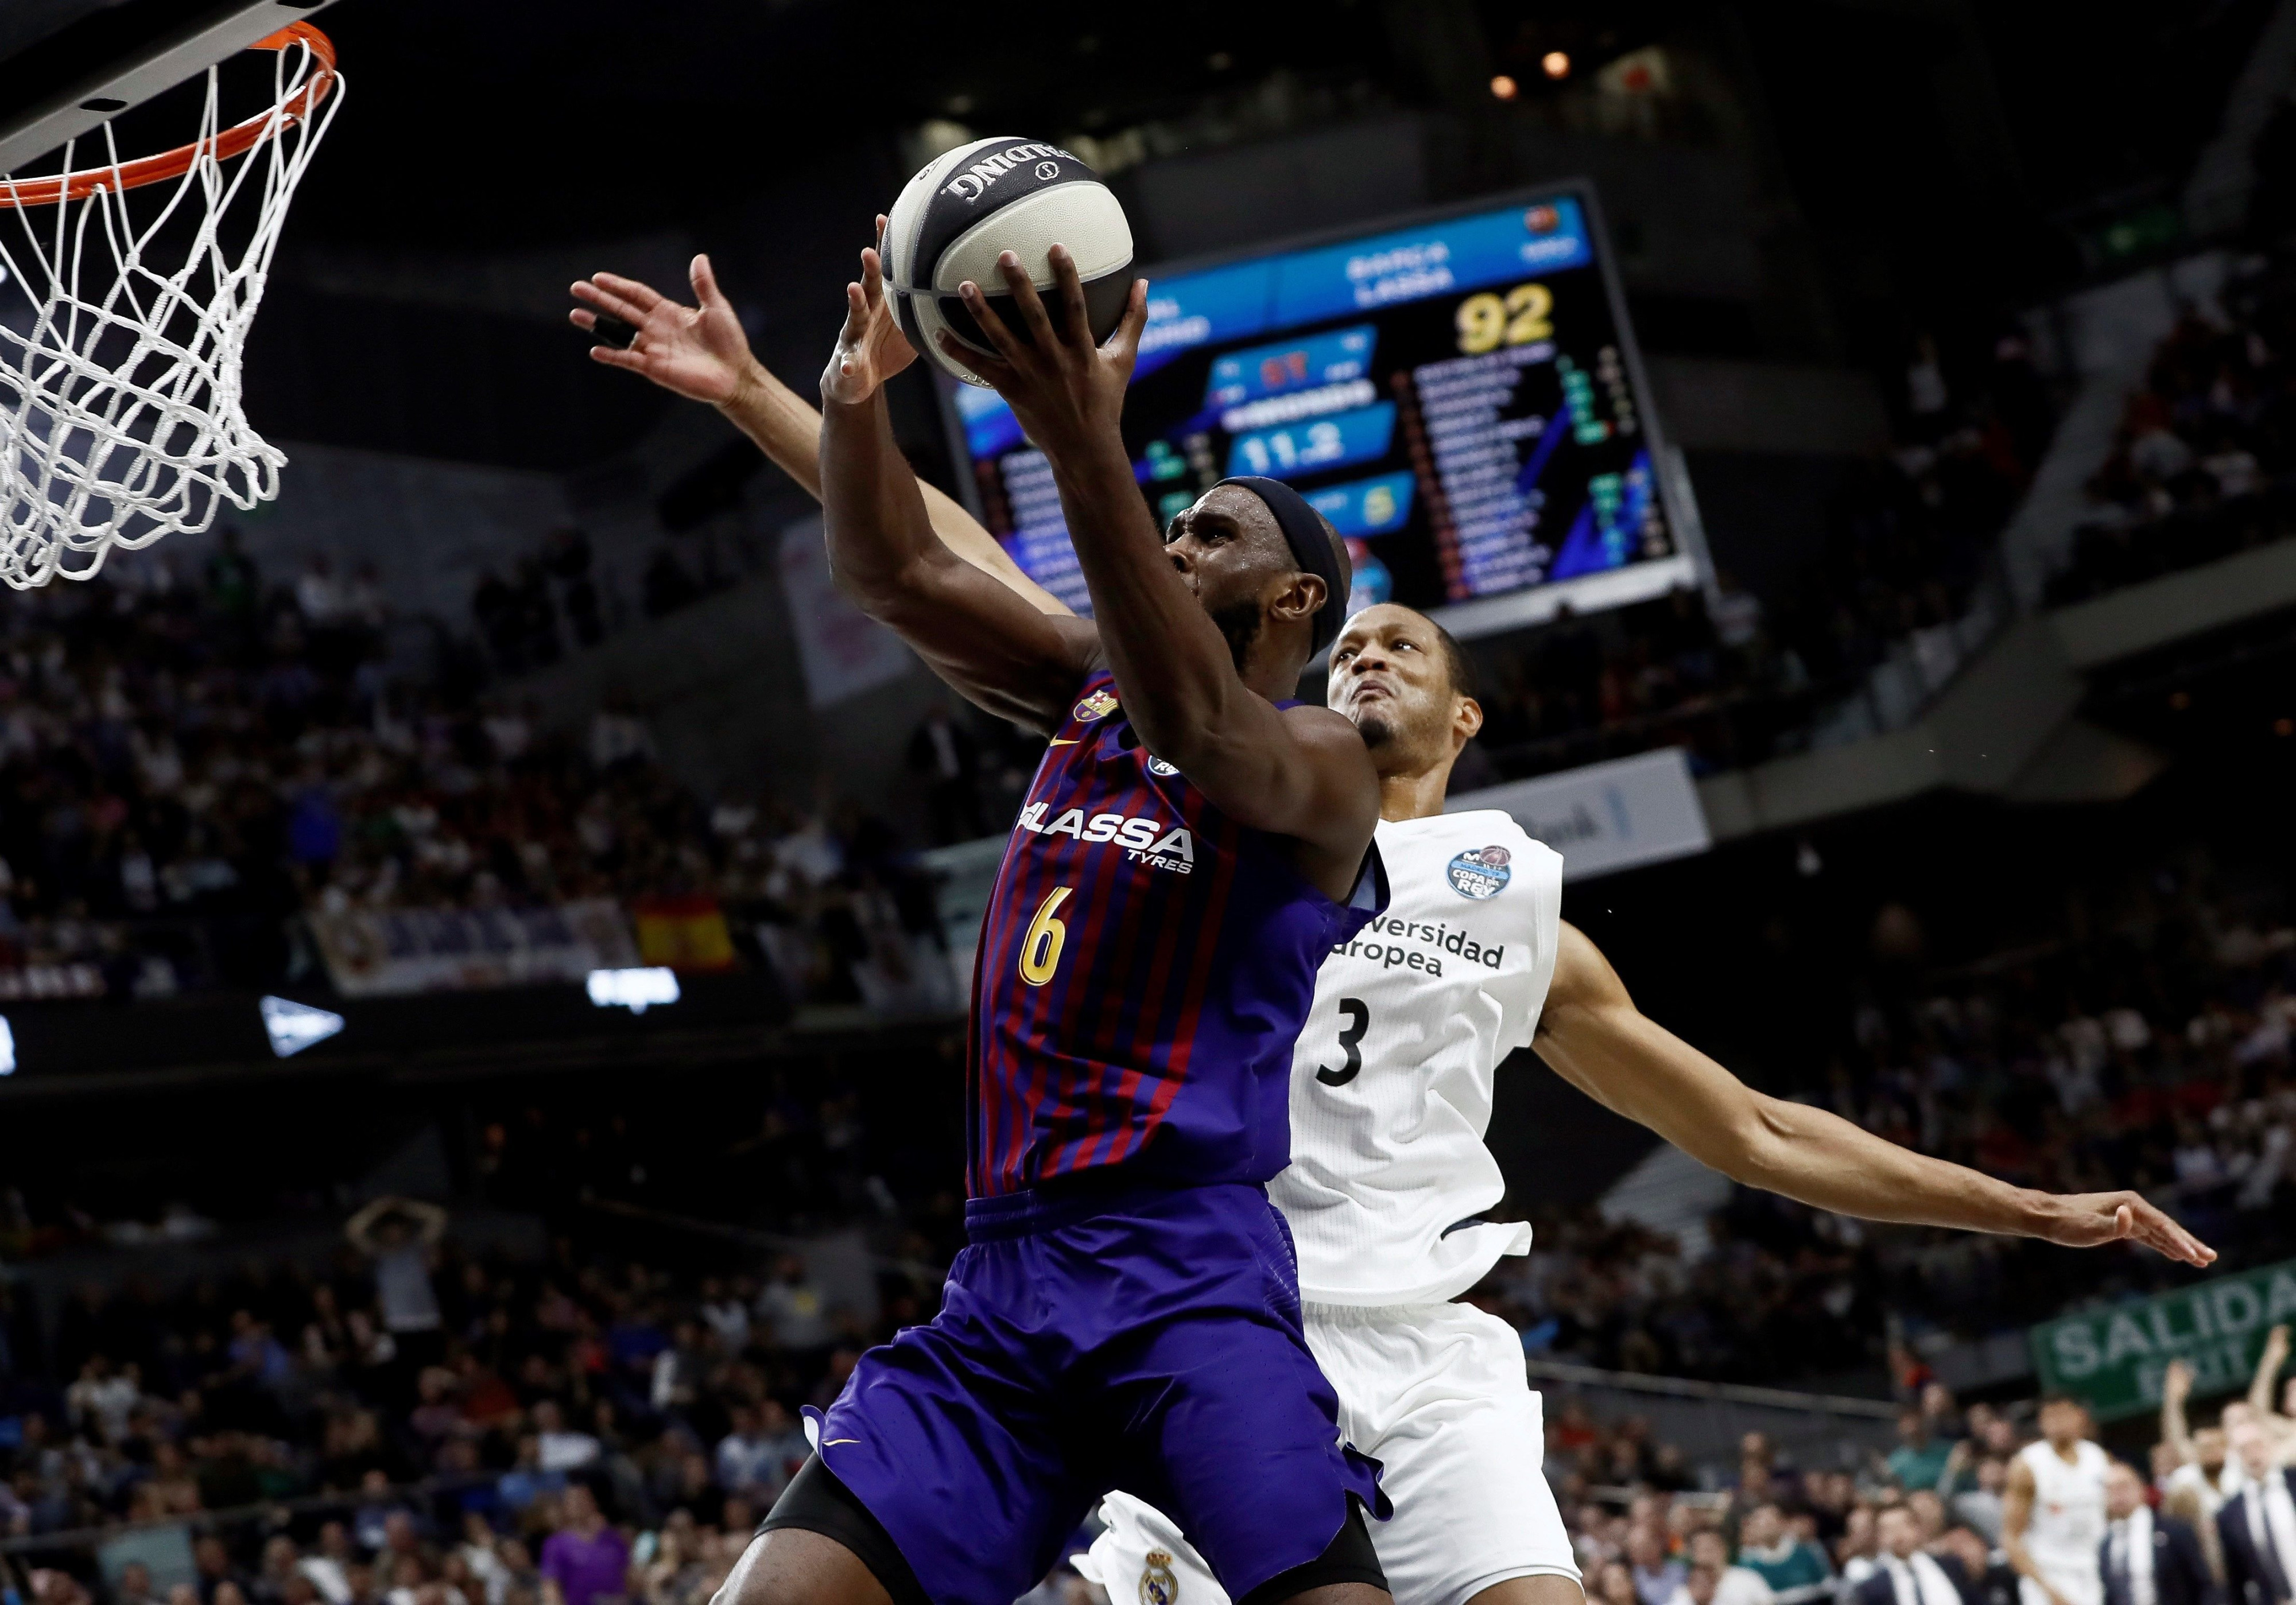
[881,137,1139,388]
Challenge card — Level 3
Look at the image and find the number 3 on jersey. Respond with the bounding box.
[1317,998,1370,1085]
[1019,886,1073,986]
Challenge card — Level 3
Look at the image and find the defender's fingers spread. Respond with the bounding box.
[692,254,727,308]
[573,281,649,327]
[593,273,666,312]
[569,308,595,330]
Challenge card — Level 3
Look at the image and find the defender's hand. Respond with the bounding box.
[571,254,756,407]
[823,223,919,406]
[946,244,1147,460]
[2034,1190,2214,1266]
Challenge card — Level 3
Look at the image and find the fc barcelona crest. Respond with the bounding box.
[1139,1550,1180,1605]
[1074,688,1120,722]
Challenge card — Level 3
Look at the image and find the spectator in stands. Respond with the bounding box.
[64,1355,138,1445]
[754,1255,830,1352]
[537,1484,627,1605]
[2101,1460,2214,1605]
[498,1436,568,1516]
[1857,1503,1970,1605]
[1631,1524,1687,1605]
[531,1401,600,1474]
[1839,1507,1884,1589]
[1677,1529,1774,1605]
[711,1404,781,1503]
[1887,1410,1956,1494]
[1948,1451,2010,1544]
[2217,1420,2296,1605]
[344,1198,447,1373]
[1737,1503,1833,1605]
[2166,1362,2267,1528]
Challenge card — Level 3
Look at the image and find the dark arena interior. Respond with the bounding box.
[1,5,2295,1605]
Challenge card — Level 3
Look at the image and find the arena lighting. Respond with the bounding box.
[1542,51,1571,79]
[587,967,681,1014]
[1490,75,1518,100]
[259,996,345,1058]
[0,1016,14,1075]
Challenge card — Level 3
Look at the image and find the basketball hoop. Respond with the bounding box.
[0,23,341,588]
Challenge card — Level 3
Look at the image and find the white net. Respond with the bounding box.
[0,30,342,589]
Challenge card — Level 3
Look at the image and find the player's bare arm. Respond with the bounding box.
[1531,920,2216,1267]
[949,246,1380,899]
[2000,1459,2072,1605]
[2162,1358,2199,1465]
[569,243,1073,617]
[810,240,1099,732]
[2248,1323,2289,1414]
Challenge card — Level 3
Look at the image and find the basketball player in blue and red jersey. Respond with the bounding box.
[724,240,1386,1605]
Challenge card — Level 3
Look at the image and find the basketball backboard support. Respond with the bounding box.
[0,0,338,176]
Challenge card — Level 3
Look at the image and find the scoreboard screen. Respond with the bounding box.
[939,184,1703,640]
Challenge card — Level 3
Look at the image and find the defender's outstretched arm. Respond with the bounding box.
[813,249,1097,732]
[1532,921,2215,1266]
[950,249,1379,895]
[571,246,1074,617]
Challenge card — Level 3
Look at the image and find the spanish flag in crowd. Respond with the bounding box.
[630,894,736,971]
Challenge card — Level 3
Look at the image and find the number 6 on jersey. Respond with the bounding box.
[1019,886,1074,986]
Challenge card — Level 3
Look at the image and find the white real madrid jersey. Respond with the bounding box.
[2015,1439,2108,1605]
[1270,810,1564,1306]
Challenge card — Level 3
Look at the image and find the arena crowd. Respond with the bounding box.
[7,1199,2296,1605]
[0,542,938,1008]
[2050,252,2296,606]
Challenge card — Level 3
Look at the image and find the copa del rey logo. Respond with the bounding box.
[943,143,1073,203]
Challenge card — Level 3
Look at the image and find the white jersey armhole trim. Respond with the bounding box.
[1508,836,1565,1055]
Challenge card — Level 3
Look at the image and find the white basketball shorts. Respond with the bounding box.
[1074,1300,1581,1605]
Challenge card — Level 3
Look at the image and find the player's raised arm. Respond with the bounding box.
[809,242,1099,732]
[949,247,1379,896]
[569,244,1074,618]
[1531,920,2217,1267]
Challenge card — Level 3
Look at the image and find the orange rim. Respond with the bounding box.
[0,22,336,209]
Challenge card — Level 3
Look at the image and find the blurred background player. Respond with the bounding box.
[2007,1399,2111,1605]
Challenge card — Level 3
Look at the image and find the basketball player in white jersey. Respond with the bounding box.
[571,248,2215,1605]
[2007,1397,2110,1605]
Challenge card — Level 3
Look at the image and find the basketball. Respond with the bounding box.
[879,135,1138,387]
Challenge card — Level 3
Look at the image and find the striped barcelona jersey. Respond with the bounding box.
[969,671,1386,1197]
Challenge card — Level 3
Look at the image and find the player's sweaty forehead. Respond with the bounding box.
[1331,603,1438,666]
[1165,485,1282,557]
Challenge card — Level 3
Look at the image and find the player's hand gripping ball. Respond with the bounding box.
[881,136,1139,387]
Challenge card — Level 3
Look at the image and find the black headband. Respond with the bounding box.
[1213,476,1346,656]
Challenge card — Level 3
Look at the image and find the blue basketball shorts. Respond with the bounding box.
[804,1179,1387,1605]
